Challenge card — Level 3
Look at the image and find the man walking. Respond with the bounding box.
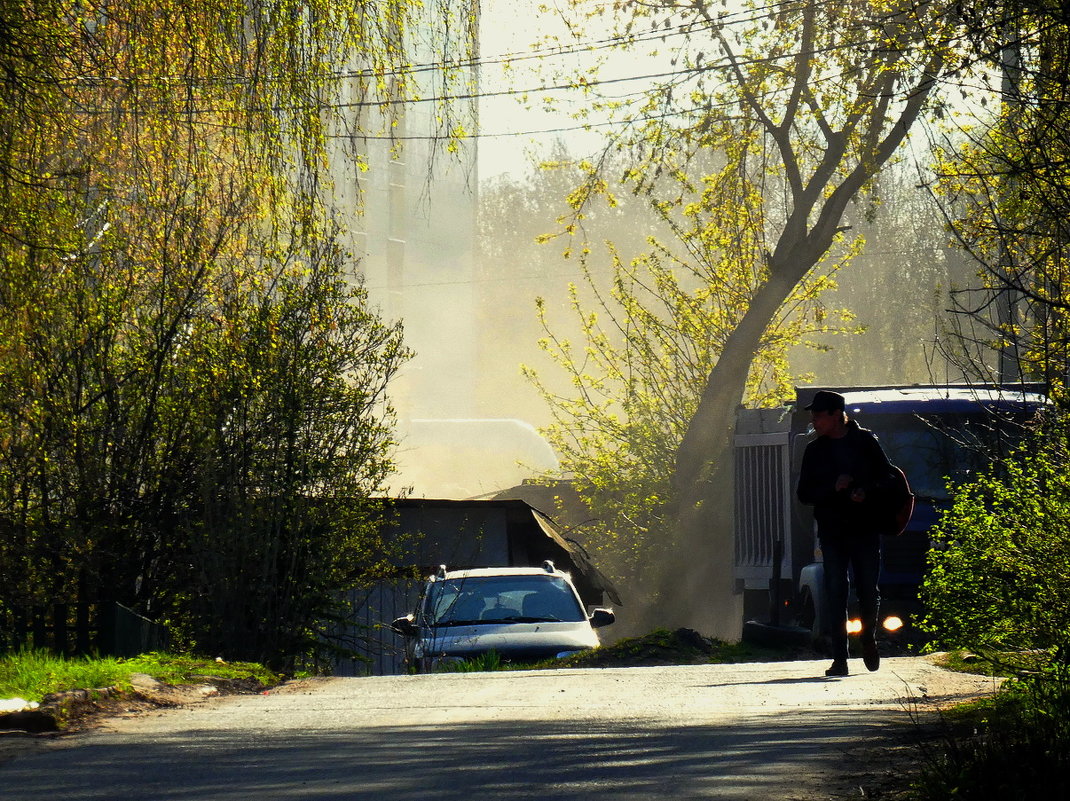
[796,390,891,677]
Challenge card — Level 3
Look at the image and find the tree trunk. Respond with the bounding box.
[675,267,804,497]
[642,267,805,639]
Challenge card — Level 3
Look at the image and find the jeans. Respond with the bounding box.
[821,532,881,661]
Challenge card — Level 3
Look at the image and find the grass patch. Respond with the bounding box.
[432,650,505,673]
[115,652,279,686]
[931,648,1047,678]
[909,666,1070,800]
[0,649,279,703]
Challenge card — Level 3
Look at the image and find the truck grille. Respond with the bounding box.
[734,436,790,573]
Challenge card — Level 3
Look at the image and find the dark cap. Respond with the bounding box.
[804,390,845,413]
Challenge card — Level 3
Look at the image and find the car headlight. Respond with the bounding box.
[882,615,904,632]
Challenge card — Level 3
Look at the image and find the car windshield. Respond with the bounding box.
[424,575,586,625]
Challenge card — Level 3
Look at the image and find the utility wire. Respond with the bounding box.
[59,0,820,87]
[65,3,1040,144]
[81,5,1040,119]
[340,0,821,80]
[340,19,1053,142]
[80,25,892,117]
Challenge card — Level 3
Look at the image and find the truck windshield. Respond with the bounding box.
[875,413,1028,500]
[424,575,586,625]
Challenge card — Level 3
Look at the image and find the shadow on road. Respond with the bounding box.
[2,710,912,800]
[710,675,838,687]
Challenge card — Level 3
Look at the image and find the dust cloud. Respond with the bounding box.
[352,88,970,638]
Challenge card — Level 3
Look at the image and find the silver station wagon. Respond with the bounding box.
[391,562,615,672]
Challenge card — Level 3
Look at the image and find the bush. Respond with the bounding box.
[912,666,1070,800]
[921,411,1070,668]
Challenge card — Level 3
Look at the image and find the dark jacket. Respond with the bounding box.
[796,419,892,538]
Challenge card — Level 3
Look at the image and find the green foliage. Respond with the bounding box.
[523,0,966,594]
[0,0,475,666]
[433,650,503,673]
[0,649,130,703]
[911,666,1070,800]
[930,4,1070,389]
[921,411,1070,667]
[0,649,278,703]
[934,649,1020,679]
[525,160,859,588]
[110,652,280,686]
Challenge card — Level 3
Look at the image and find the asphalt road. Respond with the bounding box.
[1,655,999,800]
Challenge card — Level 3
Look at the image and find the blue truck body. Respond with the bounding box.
[733,384,1047,646]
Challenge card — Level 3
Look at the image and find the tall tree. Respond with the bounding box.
[0,0,475,664]
[537,0,963,633]
[524,157,858,601]
[928,1,1070,391]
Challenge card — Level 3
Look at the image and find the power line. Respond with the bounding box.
[162,33,954,143]
[176,0,1036,119]
[67,2,1032,145]
[333,33,945,142]
[357,0,1004,88]
[62,0,837,92]
[351,0,820,80]
[101,36,1001,147]
[92,24,892,119]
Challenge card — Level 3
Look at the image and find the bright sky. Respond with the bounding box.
[477,0,649,183]
[478,0,581,182]
[476,0,707,184]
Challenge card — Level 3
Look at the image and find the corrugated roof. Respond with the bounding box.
[384,497,623,606]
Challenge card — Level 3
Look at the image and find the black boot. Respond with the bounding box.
[825,659,848,677]
[862,637,880,672]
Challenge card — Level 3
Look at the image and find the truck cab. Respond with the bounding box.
[734,384,1046,648]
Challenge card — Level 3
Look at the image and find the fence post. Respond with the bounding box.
[9,606,27,653]
[53,603,69,656]
[76,602,92,655]
[0,606,11,653]
[31,606,48,650]
[96,602,117,656]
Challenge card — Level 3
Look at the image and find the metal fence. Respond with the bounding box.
[0,601,170,658]
[328,580,423,676]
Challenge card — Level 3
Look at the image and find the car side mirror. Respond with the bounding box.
[390,615,418,637]
[589,608,615,628]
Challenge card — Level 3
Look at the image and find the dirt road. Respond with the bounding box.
[0,655,998,800]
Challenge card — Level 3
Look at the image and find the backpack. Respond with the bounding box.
[877,464,915,536]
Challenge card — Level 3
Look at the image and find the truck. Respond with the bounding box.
[733,384,1048,649]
